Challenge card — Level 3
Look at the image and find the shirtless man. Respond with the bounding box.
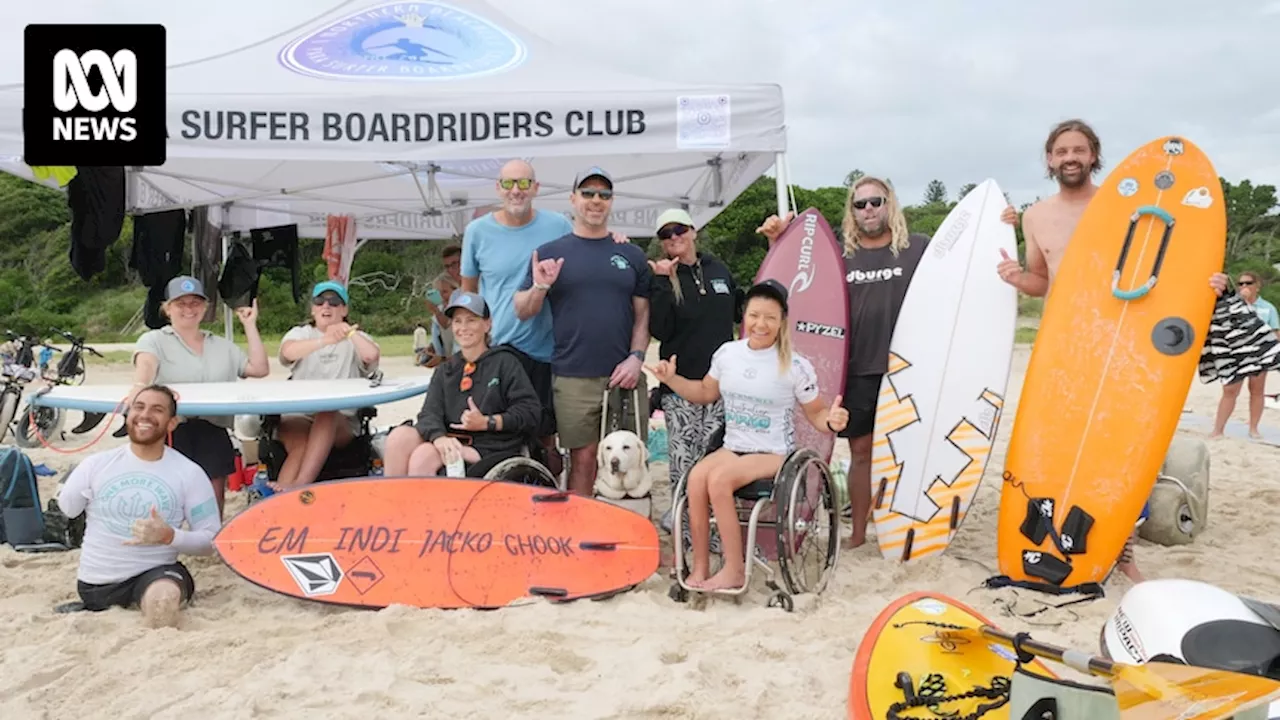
[997,118,1229,584]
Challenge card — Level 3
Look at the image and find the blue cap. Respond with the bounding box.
[573,166,612,189]
[165,275,207,301]
[312,281,350,305]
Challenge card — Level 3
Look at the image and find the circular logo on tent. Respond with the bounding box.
[279,1,527,81]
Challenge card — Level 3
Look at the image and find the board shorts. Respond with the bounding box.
[553,376,649,450]
[838,373,883,439]
[171,418,237,480]
[506,345,557,439]
[77,562,195,611]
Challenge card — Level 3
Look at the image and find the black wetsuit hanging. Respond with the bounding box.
[129,209,187,329]
[66,166,126,280]
[250,224,302,303]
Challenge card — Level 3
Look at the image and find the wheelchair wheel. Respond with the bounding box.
[774,448,840,596]
[483,457,559,489]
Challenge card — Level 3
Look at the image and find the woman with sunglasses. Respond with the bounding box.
[383,291,544,478]
[647,208,743,534]
[1211,271,1280,440]
[269,281,381,491]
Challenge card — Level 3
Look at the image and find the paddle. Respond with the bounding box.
[974,624,1280,720]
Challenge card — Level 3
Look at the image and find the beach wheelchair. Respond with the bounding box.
[668,428,841,611]
[257,406,381,484]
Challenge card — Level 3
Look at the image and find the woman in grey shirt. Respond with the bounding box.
[131,276,270,519]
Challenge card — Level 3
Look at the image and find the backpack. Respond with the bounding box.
[0,447,82,551]
[0,445,45,546]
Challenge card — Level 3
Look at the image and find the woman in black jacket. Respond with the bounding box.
[383,292,542,478]
[647,209,743,532]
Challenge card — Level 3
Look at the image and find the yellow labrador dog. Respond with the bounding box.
[594,429,650,499]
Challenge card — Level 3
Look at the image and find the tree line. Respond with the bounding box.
[0,170,1275,340]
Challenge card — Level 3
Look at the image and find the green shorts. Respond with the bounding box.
[552,375,649,450]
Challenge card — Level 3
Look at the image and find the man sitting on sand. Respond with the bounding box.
[56,384,221,628]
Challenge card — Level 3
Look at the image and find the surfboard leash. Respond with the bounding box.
[22,386,126,455]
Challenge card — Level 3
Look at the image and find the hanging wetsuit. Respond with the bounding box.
[250,224,302,303]
[66,166,126,281]
[129,209,187,329]
[189,206,223,322]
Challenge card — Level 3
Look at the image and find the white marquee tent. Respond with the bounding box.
[0,0,791,241]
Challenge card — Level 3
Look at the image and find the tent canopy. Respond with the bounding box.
[0,0,787,238]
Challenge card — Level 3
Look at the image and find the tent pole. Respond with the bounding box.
[774,152,788,218]
[220,203,233,340]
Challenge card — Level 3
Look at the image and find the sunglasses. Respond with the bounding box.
[312,294,345,307]
[658,224,691,240]
[499,178,534,190]
[579,188,613,200]
[852,196,887,210]
[1239,280,1255,286]
[459,361,476,392]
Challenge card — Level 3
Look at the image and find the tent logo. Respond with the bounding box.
[280,2,527,81]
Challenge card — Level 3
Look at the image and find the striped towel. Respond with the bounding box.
[1198,291,1280,385]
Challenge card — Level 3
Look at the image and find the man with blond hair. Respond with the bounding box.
[758,175,929,549]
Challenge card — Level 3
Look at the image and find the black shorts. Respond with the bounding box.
[77,562,195,611]
[505,345,557,438]
[171,418,236,479]
[839,373,883,439]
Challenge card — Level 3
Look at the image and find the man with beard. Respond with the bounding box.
[758,175,929,549]
[998,118,1229,583]
[461,159,629,477]
[514,167,652,497]
[56,385,220,628]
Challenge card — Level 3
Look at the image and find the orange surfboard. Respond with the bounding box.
[997,136,1226,589]
[214,477,661,609]
[848,591,1056,720]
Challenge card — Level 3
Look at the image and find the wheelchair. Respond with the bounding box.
[668,429,842,611]
[257,407,380,484]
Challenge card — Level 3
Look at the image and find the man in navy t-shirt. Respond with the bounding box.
[515,167,652,496]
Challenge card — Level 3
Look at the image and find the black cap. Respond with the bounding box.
[745,278,789,314]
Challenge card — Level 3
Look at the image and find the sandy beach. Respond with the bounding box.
[2,344,1278,719]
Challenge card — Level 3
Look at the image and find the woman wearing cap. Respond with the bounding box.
[648,280,848,591]
[647,208,742,533]
[130,276,271,519]
[271,281,381,491]
[384,291,544,478]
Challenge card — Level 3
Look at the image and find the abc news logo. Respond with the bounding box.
[23,24,166,166]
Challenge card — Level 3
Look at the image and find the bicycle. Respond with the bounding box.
[0,330,57,444]
[14,328,107,448]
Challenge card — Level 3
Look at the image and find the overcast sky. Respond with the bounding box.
[503,0,1280,208]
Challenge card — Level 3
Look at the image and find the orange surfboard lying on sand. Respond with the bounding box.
[214,477,661,609]
[997,136,1226,589]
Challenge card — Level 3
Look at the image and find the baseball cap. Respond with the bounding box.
[165,275,207,301]
[654,208,695,235]
[312,280,350,305]
[444,290,490,319]
[573,166,613,190]
[745,278,789,314]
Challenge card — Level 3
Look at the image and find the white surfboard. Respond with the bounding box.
[870,178,1018,562]
[29,375,432,416]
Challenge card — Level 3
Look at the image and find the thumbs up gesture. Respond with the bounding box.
[826,395,849,434]
[451,396,490,432]
[123,506,176,546]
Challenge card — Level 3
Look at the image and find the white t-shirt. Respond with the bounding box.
[57,445,221,585]
[707,339,820,455]
[279,324,378,381]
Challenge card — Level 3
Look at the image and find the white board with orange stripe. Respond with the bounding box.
[870,179,1018,562]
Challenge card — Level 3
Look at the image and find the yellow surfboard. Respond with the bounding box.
[997,136,1226,589]
[848,591,1055,720]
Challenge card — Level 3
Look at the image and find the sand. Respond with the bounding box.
[2,345,1278,719]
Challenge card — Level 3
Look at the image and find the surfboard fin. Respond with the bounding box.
[1022,550,1072,586]
[1058,506,1094,555]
